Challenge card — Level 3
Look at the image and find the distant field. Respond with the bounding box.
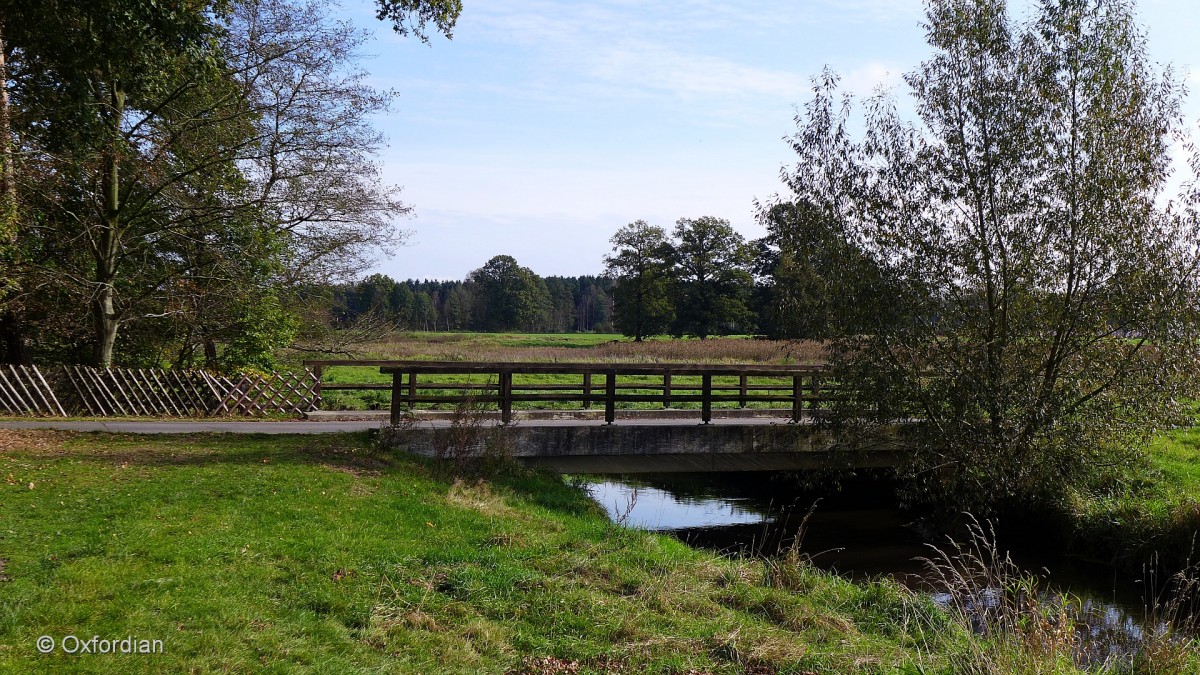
[343,331,824,364]
[296,332,826,411]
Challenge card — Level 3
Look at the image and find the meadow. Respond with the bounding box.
[296,332,826,412]
[2,429,1193,674]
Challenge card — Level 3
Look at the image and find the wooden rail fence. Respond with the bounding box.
[358,361,835,425]
[0,365,319,417]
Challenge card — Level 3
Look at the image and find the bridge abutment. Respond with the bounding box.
[383,422,900,473]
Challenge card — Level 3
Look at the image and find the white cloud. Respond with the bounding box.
[840,61,907,97]
[586,40,809,101]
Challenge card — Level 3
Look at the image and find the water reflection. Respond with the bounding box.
[585,480,766,530]
[580,472,1175,667]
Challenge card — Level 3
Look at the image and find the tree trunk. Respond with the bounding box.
[0,25,16,244]
[203,337,218,370]
[92,291,119,367]
[91,80,126,368]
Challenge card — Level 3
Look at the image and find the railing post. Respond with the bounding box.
[812,372,822,411]
[582,371,592,409]
[662,371,672,408]
[605,369,616,425]
[500,370,513,425]
[407,368,417,411]
[738,373,747,408]
[390,371,403,426]
[701,373,712,424]
[791,374,802,423]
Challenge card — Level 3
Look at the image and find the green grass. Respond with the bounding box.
[2,430,1194,673]
[1066,427,1200,571]
[0,430,978,673]
[307,332,819,411]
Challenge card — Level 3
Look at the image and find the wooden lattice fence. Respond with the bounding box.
[0,365,318,418]
[0,365,66,416]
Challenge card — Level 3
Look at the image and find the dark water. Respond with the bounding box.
[582,472,1172,661]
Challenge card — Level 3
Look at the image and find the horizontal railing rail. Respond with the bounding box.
[323,360,840,426]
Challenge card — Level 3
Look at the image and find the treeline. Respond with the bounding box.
[602,208,887,341]
[321,204,884,343]
[325,260,613,333]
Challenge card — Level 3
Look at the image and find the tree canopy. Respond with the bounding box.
[604,221,674,341]
[669,217,754,339]
[783,0,1200,511]
[0,0,457,369]
[467,255,552,333]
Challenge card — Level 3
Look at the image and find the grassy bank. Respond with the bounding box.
[5,430,1182,673]
[1064,426,1200,574]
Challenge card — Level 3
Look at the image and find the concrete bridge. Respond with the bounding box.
[384,416,901,473]
[302,360,903,474]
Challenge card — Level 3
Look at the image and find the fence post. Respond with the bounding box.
[500,370,513,425]
[389,371,403,426]
[702,373,712,424]
[792,374,802,423]
[605,369,616,425]
[662,371,672,409]
[582,371,592,409]
[738,373,747,408]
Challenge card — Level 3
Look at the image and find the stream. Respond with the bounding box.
[582,472,1170,664]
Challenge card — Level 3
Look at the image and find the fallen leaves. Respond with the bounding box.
[0,429,69,454]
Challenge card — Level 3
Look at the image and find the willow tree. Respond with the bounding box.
[784,0,1200,510]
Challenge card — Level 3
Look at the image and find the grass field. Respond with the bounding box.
[5,429,1188,673]
[302,332,826,411]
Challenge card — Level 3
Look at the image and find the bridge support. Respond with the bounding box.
[383,422,900,474]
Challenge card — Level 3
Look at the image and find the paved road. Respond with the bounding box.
[0,416,798,434]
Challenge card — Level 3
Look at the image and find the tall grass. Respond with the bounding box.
[921,517,1200,674]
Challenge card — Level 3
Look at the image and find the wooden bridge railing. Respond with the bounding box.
[347,361,834,426]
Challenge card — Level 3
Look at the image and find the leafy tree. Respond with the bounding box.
[350,274,400,320]
[604,220,674,341]
[668,217,754,339]
[785,0,1200,512]
[1,0,416,367]
[468,255,551,332]
[443,284,473,330]
[754,200,893,339]
[374,0,461,42]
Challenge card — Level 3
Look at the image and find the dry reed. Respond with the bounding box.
[360,335,827,365]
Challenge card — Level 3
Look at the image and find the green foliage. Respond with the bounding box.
[754,200,895,340]
[784,0,1200,513]
[373,0,461,42]
[604,220,675,341]
[218,292,299,371]
[467,255,553,333]
[668,216,755,339]
[1,0,445,368]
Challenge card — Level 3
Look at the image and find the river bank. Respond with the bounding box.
[0,429,1195,673]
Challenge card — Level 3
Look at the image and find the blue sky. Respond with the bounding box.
[347,0,1200,281]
